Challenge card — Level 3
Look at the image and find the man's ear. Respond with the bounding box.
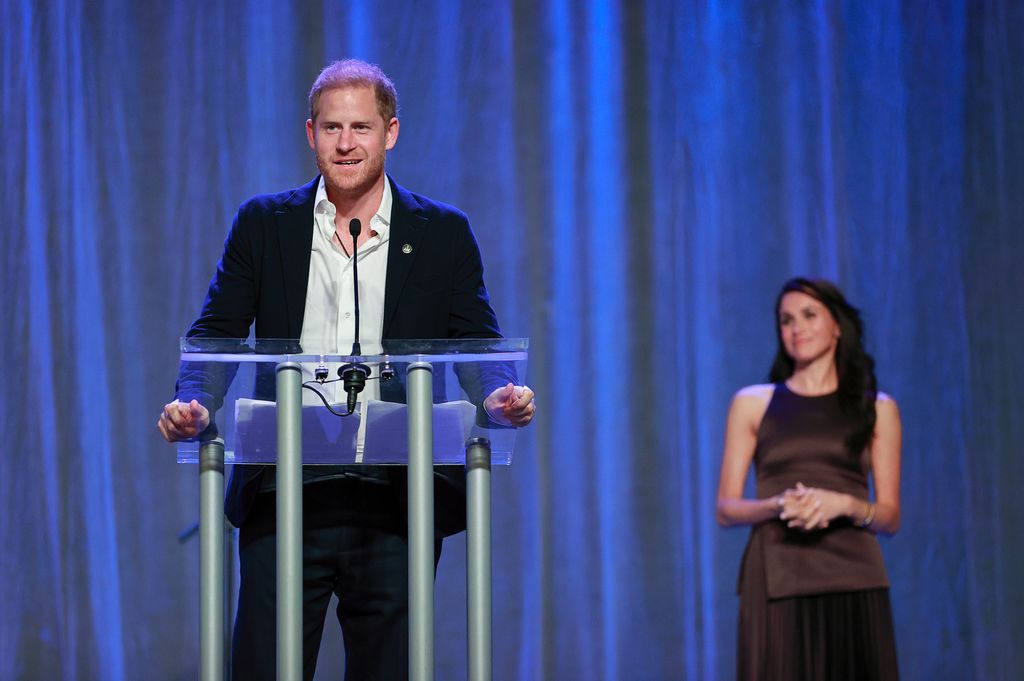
[385,117,400,151]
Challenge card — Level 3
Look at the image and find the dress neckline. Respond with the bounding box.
[780,381,838,399]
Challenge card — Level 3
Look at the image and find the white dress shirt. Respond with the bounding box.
[299,177,391,458]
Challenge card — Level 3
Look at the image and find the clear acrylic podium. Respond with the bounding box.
[175,337,529,681]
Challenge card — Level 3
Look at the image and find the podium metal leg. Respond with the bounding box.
[466,438,492,681]
[407,362,434,681]
[277,362,303,681]
[200,438,226,681]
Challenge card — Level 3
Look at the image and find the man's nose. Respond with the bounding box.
[336,128,355,150]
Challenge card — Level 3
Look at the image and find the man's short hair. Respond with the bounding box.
[308,59,399,122]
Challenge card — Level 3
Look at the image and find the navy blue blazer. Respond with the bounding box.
[176,175,506,535]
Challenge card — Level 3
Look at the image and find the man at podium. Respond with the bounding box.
[157,59,535,680]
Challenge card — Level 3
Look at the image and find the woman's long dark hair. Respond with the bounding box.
[769,277,878,456]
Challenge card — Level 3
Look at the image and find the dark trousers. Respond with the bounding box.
[231,479,442,681]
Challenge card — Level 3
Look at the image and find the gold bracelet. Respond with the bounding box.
[859,502,876,528]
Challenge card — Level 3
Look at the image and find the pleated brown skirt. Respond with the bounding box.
[737,545,899,681]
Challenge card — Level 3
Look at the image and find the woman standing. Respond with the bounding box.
[716,277,901,680]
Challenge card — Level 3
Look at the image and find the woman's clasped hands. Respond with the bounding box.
[777,482,851,532]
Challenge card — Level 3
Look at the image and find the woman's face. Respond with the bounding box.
[777,291,841,366]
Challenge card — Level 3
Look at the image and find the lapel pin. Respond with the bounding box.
[402,243,413,254]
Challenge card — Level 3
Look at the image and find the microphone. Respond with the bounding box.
[339,217,369,414]
[348,218,363,356]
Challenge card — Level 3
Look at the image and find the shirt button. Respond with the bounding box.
[344,312,352,319]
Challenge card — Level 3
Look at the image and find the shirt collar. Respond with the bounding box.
[314,176,393,241]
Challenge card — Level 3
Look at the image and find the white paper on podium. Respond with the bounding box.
[361,399,477,464]
[233,398,477,464]
[234,398,361,463]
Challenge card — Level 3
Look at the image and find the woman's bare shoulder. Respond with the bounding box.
[728,384,775,430]
[734,383,775,402]
[730,383,775,414]
[875,391,900,418]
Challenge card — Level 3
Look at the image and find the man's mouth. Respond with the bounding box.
[335,159,360,166]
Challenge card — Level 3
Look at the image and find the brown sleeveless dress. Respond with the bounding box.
[736,384,899,681]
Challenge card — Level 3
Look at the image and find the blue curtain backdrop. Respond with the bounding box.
[2,1,1021,679]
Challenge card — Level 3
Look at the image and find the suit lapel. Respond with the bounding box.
[275,177,318,338]
[383,176,427,337]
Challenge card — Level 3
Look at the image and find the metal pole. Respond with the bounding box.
[465,438,492,681]
[277,362,303,681]
[200,438,226,681]
[225,521,236,678]
[407,362,434,681]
